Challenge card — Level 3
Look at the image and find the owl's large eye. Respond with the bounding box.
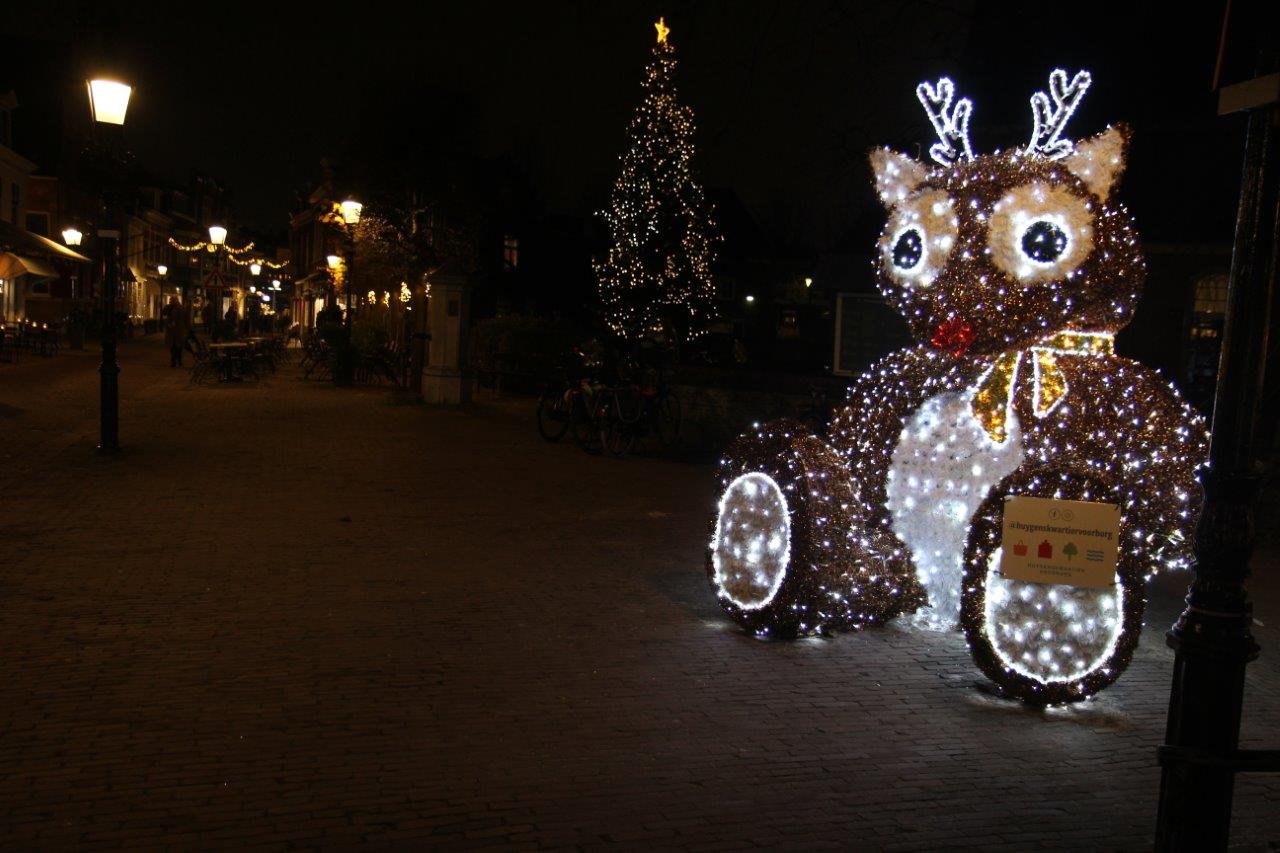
[892,228,924,271]
[880,190,957,289]
[1020,220,1069,264]
[989,183,1093,284]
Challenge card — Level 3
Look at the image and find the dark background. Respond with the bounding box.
[1,1,1247,251]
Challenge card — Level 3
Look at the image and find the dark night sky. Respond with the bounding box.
[3,1,1244,249]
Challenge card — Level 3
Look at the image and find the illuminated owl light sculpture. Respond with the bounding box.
[707,71,1208,704]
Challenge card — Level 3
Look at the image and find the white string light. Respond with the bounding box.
[706,71,1208,705]
[1027,69,1093,160]
[917,77,975,166]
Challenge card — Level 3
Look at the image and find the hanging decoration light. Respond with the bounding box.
[226,254,289,270]
[168,235,257,255]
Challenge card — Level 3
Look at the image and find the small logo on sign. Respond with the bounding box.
[1012,540,1028,557]
[1038,540,1053,559]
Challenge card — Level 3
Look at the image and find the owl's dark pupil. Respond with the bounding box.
[1022,220,1068,263]
[893,229,924,269]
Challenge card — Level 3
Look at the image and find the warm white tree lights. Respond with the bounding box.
[595,18,719,344]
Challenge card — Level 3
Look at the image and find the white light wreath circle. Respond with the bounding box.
[710,472,792,610]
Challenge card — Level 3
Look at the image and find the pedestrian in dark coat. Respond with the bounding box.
[163,296,191,367]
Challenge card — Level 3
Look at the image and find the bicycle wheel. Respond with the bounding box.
[537,389,571,442]
[601,395,637,457]
[571,392,603,454]
[655,391,681,447]
[613,386,644,424]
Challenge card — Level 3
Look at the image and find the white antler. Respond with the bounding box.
[916,77,974,167]
[1027,69,1092,159]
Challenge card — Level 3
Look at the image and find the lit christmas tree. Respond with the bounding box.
[595,17,719,344]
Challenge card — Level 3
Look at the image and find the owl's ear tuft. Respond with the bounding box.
[870,147,928,208]
[1063,124,1129,201]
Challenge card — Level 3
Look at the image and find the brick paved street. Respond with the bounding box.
[2,337,1278,850]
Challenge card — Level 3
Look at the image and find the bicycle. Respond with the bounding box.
[536,351,605,453]
[597,374,681,456]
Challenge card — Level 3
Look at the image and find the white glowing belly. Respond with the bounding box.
[886,391,1024,628]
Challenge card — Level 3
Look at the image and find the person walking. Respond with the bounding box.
[162,295,191,368]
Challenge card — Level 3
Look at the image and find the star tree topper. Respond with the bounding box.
[655,16,670,44]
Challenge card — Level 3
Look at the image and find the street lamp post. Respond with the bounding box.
[1154,33,1280,849]
[62,227,83,303]
[87,78,132,453]
[326,253,342,313]
[204,225,236,333]
[249,263,261,332]
[339,198,361,331]
[157,263,171,310]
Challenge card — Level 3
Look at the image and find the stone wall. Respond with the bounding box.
[671,382,821,457]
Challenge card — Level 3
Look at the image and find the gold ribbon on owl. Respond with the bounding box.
[969,331,1115,444]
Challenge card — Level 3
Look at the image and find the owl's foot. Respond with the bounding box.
[961,466,1144,705]
[707,418,923,637]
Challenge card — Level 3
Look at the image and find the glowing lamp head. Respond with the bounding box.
[745,294,755,304]
[156,264,168,276]
[249,262,262,276]
[271,279,281,289]
[339,199,363,225]
[62,227,83,247]
[208,225,228,246]
[326,254,342,270]
[261,293,271,303]
[87,79,132,126]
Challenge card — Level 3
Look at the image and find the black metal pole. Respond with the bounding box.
[98,223,121,452]
[345,227,356,331]
[1154,68,1277,853]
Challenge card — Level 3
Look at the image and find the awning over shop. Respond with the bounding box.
[28,231,91,263]
[0,218,91,263]
[0,253,60,280]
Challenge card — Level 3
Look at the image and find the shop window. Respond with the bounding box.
[26,211,50,236]
[1193,273,1229,316]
